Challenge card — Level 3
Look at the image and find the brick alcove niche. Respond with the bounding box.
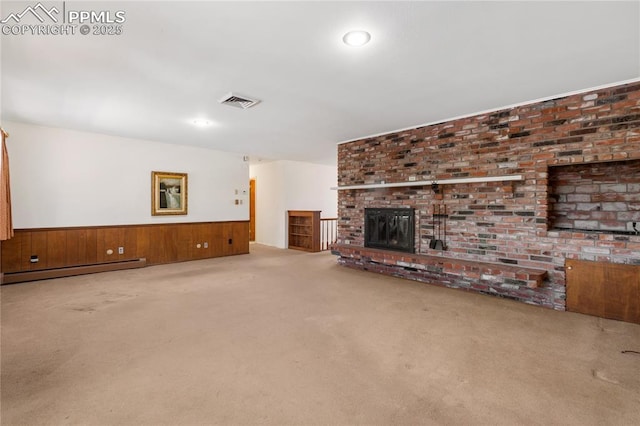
[548,159,640,235]
[334,80,640,311]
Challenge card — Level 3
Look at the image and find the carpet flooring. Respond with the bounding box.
[1,244,639,425]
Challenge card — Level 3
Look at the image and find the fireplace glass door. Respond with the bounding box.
[364,208,415,253]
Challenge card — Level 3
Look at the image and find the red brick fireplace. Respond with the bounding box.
[333,80,640,310]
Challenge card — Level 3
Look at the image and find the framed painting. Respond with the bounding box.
[151,171,188,216]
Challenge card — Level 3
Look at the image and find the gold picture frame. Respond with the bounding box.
[151,171,188,216]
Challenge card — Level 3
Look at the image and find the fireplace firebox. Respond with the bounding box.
[364,208,415,253]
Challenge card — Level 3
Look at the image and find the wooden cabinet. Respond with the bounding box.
[566,259,640,324]
[288,210,320,252]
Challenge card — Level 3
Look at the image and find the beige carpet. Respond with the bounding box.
[1,244,639,425]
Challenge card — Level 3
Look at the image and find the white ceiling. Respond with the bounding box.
[2,1,639,165]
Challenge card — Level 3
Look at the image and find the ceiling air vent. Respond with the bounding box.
[218,92,261,109]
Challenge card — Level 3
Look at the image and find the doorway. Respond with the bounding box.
[249,178,256,241]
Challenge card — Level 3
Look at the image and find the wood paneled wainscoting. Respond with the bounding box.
[0,221,250,284]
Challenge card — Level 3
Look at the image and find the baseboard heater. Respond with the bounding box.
[1,258,147,285]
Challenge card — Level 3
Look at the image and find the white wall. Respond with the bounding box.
[250,160,337,248]
[281,161,337,218]
[6,121,249,228]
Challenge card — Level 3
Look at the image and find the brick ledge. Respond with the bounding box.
[331,244,547,288]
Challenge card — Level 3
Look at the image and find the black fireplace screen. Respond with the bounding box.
[364,208,415,253]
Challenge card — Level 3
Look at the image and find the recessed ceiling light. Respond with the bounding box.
[343,30,371,47]
[192,118,212,128]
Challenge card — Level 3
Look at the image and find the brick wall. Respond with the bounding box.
[335,80,640,310]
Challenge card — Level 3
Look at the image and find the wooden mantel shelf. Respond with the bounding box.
[331,174,523,191]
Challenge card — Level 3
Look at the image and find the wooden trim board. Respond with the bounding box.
[2,258,147,285]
